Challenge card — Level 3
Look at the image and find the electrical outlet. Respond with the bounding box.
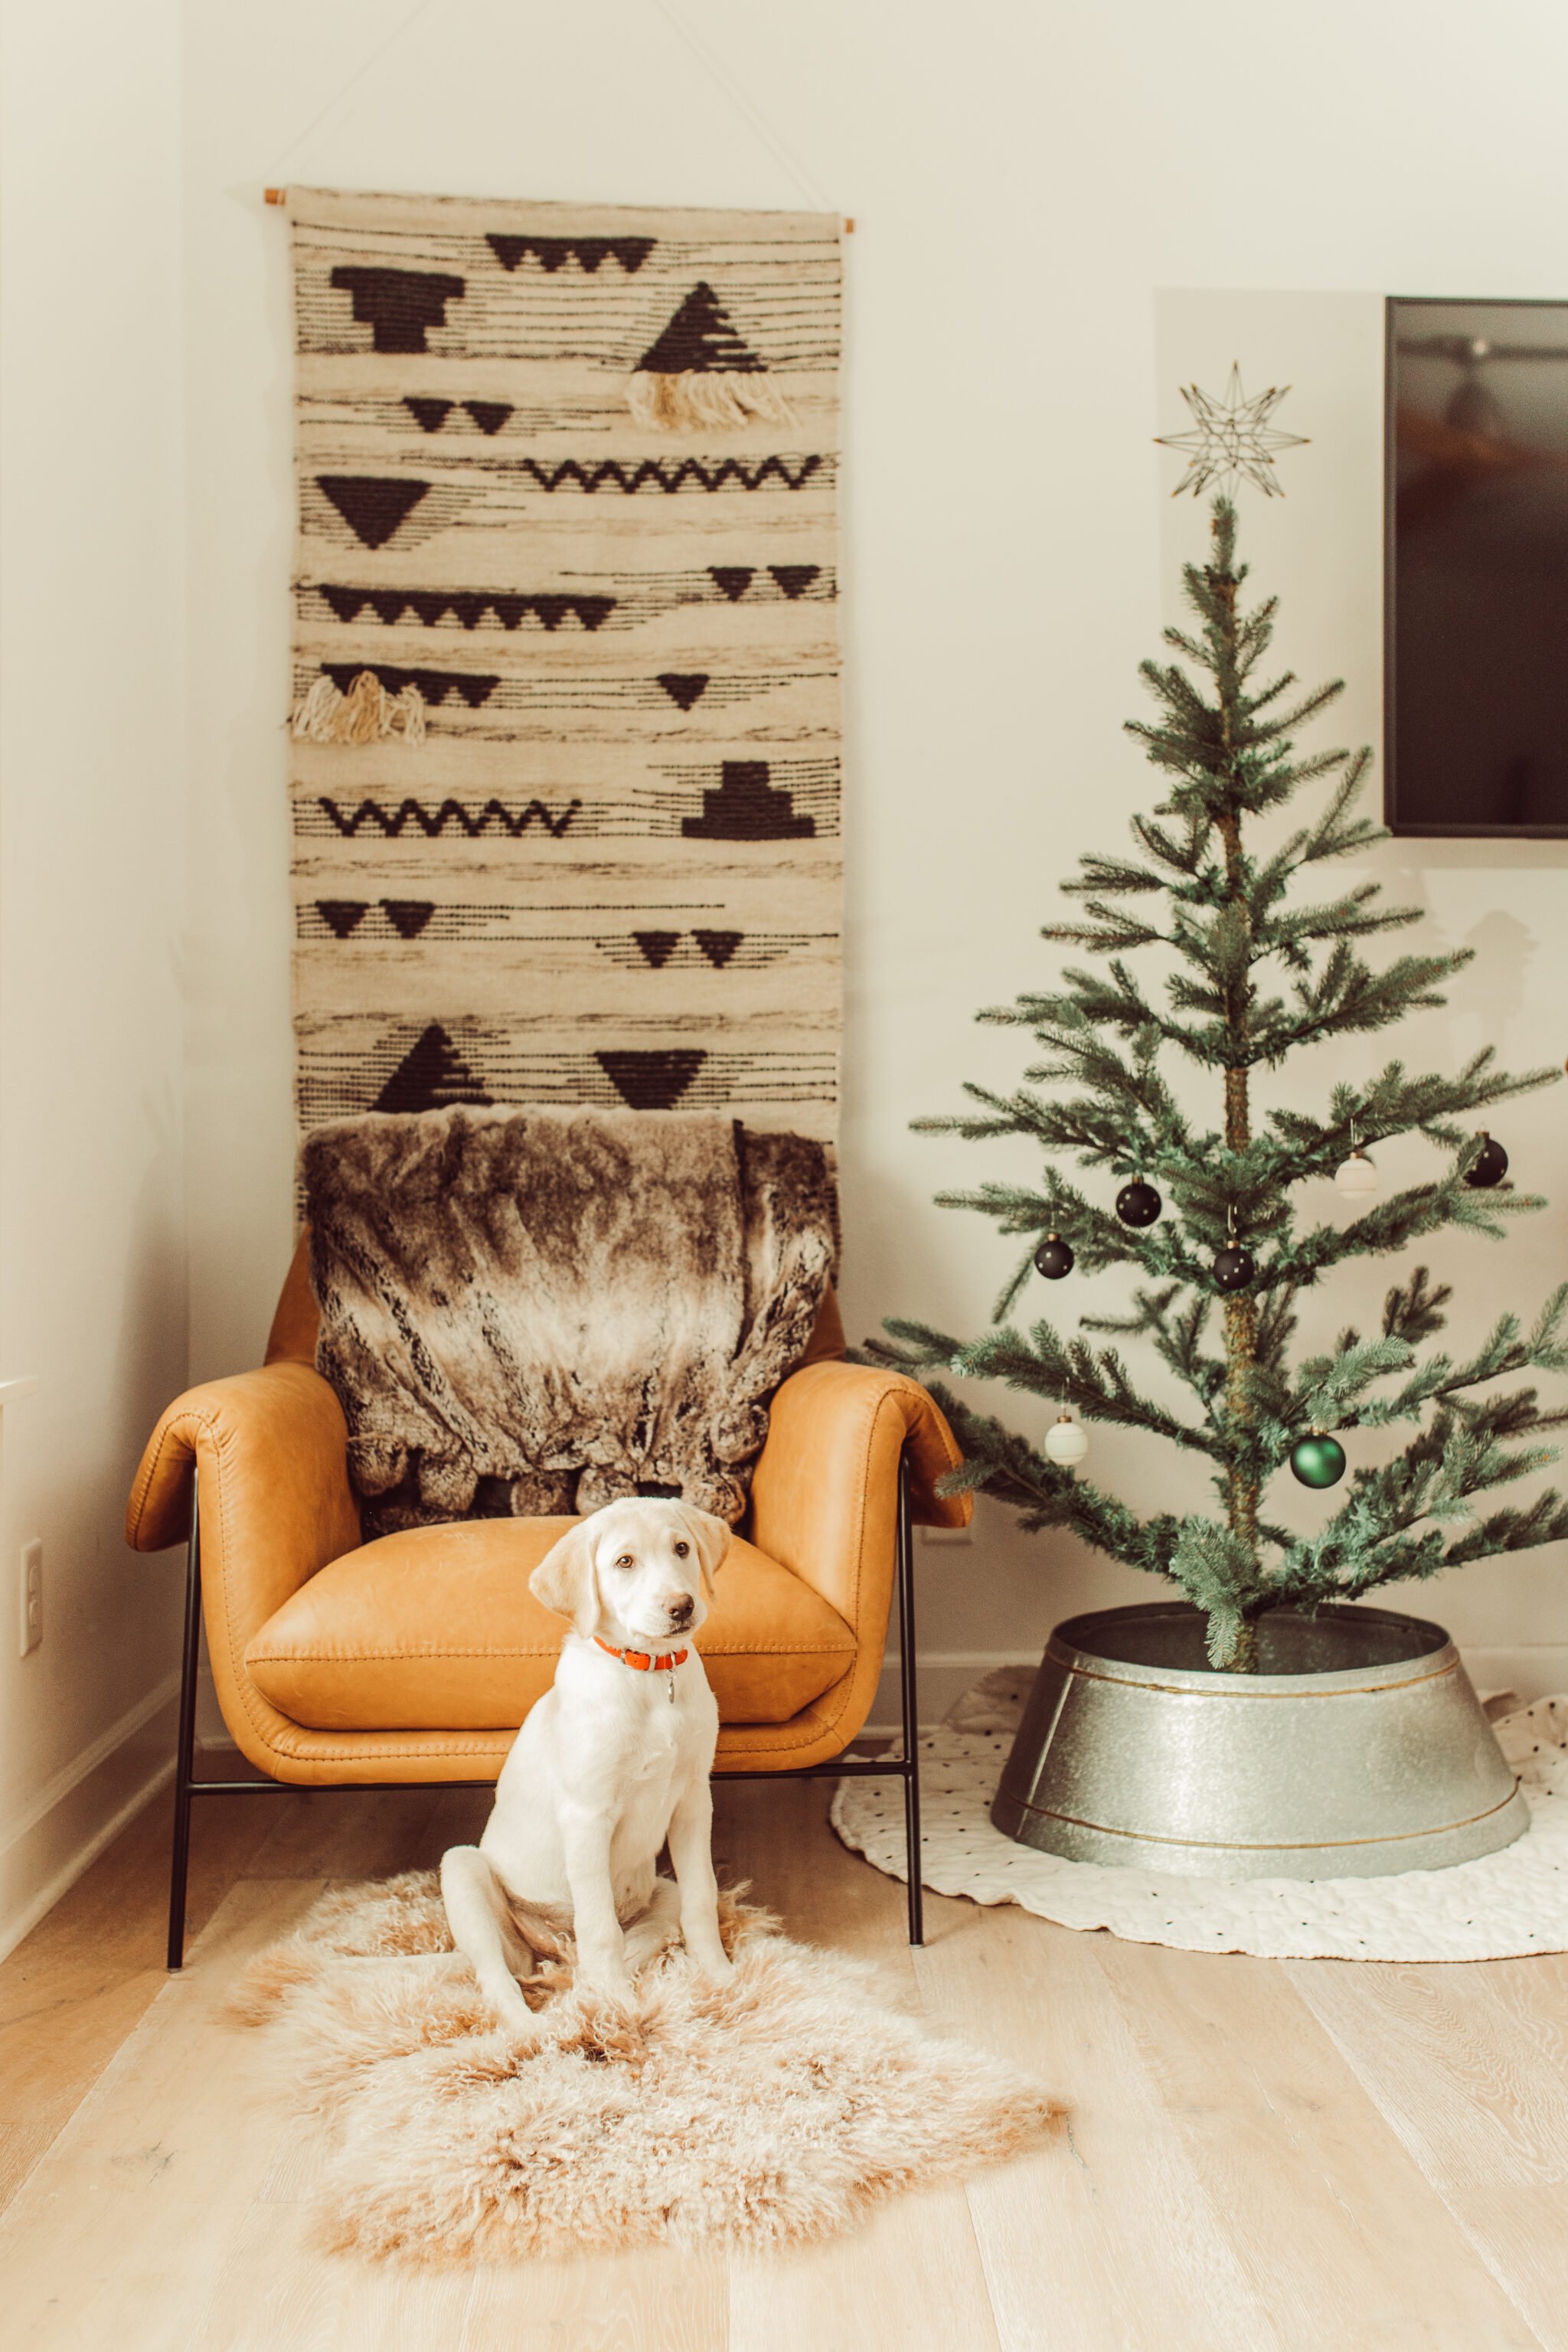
[19,1539,41,1657]
[922,1522,972,1546]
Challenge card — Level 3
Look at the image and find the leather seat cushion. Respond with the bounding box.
[244,1517,858,1732]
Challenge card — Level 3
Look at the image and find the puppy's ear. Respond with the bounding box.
[529,1521,599,1636]
[679,1505,732,1601]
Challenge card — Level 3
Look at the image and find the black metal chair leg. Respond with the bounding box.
[167,1473,202,1971]
[896,1452,924,1945]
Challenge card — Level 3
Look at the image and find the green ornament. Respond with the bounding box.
[1291,1432,1347,1489]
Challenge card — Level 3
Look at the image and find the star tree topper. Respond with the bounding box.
[1157,363,1308,498]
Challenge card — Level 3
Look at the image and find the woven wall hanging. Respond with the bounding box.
[285,186,842,1140]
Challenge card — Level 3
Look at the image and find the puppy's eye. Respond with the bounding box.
[615,1553,635,1570]
[673,1540,689,1558]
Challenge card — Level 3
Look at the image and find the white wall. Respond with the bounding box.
[0,0,189,1951]
[157,0,1568,1729]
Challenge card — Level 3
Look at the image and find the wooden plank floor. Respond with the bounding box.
[0,1765,1561,2350]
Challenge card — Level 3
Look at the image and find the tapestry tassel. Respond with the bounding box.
[626,368,798,433]
[291,671,427,746]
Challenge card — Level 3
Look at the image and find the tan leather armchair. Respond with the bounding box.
[129,1239,969,1964]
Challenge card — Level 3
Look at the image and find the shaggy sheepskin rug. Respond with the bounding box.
[227,1873,1061,2265]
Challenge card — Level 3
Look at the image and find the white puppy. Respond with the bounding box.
[441,1496,733,2029]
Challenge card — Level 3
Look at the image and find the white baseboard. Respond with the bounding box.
[1460,1645,1568,1707]
[864,1642,1568,1738]
[0,1674,179,1964]
[865,1649,1039,1736]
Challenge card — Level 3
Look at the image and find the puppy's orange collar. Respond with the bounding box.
[594,1635,690,1674]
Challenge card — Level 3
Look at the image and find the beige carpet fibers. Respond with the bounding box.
[229,1872,1060,2266]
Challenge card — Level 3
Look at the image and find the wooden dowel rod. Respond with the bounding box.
[262,185,852,227]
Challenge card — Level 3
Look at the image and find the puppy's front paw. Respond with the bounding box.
[578,1963,636,2010]
[690,1942,734,1986]
[483,1977,539,2037]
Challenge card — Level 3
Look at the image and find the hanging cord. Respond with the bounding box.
[643,0,836,214]
[266,0,450,184]
[262,0,844,224]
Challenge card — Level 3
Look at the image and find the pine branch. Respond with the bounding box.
[1382,1265,1452,1346]
[879,1315,1219,1455]
[1269,1170,1547,1288]
[1165,1520,1260,1665]
[1059,854,1168,899]
[1276,1405,1568,1602]
[1297,749,1380,862]
[1262,1054,1546,1179]
[1083,1285,1228,1411]
[868,1370,1185,1573]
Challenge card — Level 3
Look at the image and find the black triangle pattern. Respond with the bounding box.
[595,1050,707,1110]
[317,585,614,634]
[632,932,680,969]
[404,397,453,434]
[316,476,431,550]
[694,931,742,968]
[486,234,655,274]
[319,662,498,709]
[638,283,764,376]
[374,1024,493,1113]
[382,900,435,940]
[316,900,368,939]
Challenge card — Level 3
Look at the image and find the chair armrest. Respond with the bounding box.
[126,1362,365,1774]
[126,1357,361,1609]
[127,1361,355,1552]
[747,1361,969,1629]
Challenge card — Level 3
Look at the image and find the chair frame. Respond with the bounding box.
[166,1452,924,1968]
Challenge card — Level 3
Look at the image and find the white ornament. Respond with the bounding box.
[1044,1413,1089,1467]
[1334,1149,1380,1198]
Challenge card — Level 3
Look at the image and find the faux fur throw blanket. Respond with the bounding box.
[302,1107,837,1535]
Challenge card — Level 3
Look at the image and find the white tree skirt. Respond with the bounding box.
[831,1670,1568,1962]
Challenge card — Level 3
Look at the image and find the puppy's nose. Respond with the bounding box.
[668,1594,695,1626]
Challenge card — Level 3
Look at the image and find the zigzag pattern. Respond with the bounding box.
[516,456,823,495]
[317,585,615,632]
[317,796,582,839]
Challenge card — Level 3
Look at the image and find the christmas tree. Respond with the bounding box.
[877,499,1568,1671]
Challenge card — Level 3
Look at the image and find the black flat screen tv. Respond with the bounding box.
[1386,296,1568,837]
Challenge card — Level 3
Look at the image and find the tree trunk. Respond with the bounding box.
[1216,784,1263,1671]
[1228,1619,1259,1673]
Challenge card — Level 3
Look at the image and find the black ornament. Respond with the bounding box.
[1214,1244,1256,1295]
[1465,1132,1509,1190]
[1116,1178,1162,1228]
[1034,1233,1075,1280]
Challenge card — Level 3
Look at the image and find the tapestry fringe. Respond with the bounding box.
[292,670,427,746]
[626,368,798,433]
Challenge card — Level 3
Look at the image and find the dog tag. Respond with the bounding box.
[667,1669,676,1704]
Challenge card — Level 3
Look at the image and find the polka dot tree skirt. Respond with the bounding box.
[831,1670,1568,1962]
